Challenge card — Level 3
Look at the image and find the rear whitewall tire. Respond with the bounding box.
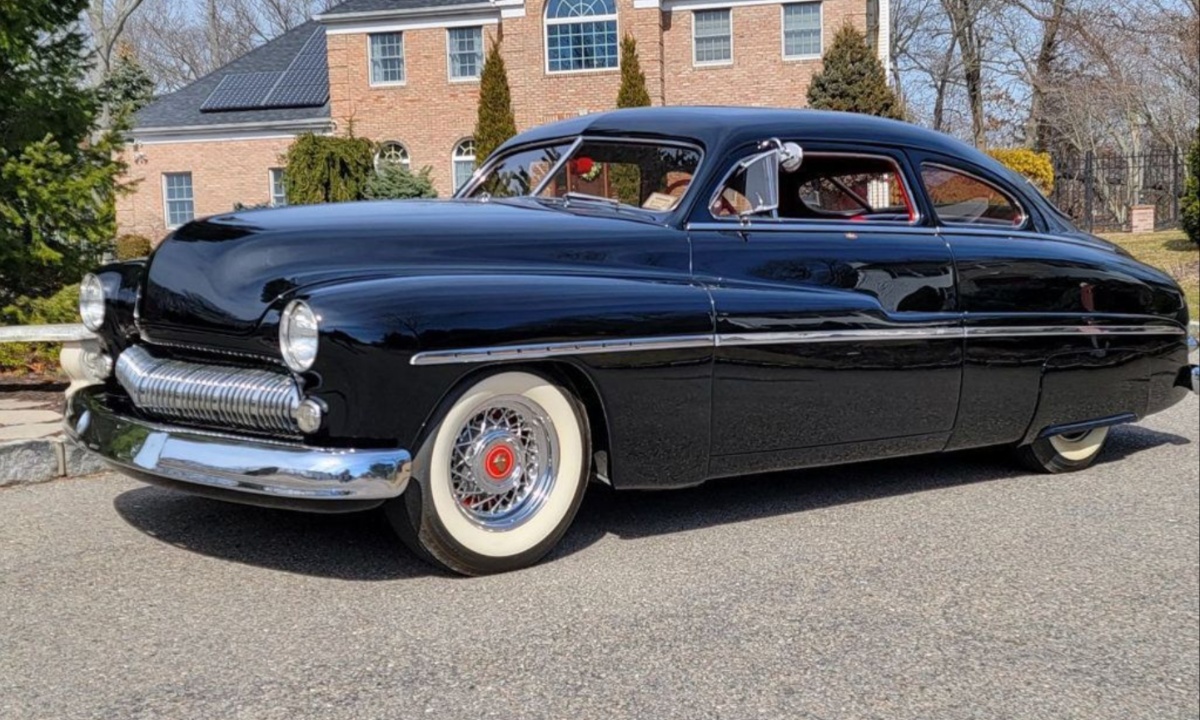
[388,371,589,575]
[1018,426,1110,473]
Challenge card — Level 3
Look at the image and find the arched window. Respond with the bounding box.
[545,0,618,73]
[452,139,477,191]
[375,141,410,171]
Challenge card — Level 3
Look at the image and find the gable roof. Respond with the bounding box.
[134,21,331,132]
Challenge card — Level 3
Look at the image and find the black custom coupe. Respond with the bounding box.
[69,107,1198,574]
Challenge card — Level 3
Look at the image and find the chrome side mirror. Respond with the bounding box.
[737,149,781,219]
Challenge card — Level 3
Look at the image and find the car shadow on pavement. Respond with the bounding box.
[113,423,1189,578]
[113,488,435,580]
[553,422,1192,550]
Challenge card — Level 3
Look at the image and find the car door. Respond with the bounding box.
[688,142,963,477]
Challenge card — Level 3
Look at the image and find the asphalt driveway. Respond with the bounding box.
[2,398,1197,719]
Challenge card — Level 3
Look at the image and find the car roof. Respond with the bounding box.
[498,106,996,165]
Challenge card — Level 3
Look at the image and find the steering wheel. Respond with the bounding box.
[665,177,691,195]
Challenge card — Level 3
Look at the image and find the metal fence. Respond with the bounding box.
[1050,149,1185,233]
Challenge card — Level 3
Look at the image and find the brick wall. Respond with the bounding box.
[119,0,868,233]
[117,138,293,242]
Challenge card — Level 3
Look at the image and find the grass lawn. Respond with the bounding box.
[1099,229,1199,316]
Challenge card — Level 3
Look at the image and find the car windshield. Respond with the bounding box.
[463,138,703,213]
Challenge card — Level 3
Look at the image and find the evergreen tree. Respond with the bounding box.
[474,38,517,165]
[616,35,651,108]
[283,134,375,204]
[102,43,156,119]
[0,0,128,307]
[1182,129,1200,245]
[364,164,438,200]
[806,25,902,120]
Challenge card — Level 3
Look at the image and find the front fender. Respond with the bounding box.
[297,273,715,487]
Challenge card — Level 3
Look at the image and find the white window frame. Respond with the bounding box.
[162,172,194,229]
[446,26,484,82]
[451,138,477,191]
[781,2,823,61]
[375,140,411,171]
[691,8,733,67]
[368,32,406,86]
[544,0,620,75]
[269,168,287,207]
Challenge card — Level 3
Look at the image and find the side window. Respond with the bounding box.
[711,151,916,222]
[921,164,1025,227]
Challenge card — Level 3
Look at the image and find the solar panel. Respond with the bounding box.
[264,65,329,108]
[200,71,284,112]
[199,28,328,113]
[290,29,327,69]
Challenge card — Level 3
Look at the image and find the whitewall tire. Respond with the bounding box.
[1017,426,1110,473]
[387,371,589,575]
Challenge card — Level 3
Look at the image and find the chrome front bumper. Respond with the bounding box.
[65,387,411,512]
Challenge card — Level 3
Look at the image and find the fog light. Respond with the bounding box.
[294,398,324,434]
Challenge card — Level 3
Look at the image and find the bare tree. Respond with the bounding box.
[86,0,148,76]
[125,0,337,92]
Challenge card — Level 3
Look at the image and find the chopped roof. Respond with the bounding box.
[134,21,330,131]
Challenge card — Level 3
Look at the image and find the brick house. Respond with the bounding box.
[119,0,891,240]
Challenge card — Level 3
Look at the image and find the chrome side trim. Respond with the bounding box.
[410,323,1187,366]
[716,327,961,347]
[65,387,411,502]
[964,325,1187,338]
[410,334,713,366]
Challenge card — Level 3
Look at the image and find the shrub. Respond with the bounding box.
[0,284,80,374]
[806,24,902,120]
[987,148,1055,196]
[1181,130,1199,245]
[364,164,437,199]
[114,233,151,260]
[283,133,375,204]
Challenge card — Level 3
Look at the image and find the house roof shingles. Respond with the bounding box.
[134,21,331,131]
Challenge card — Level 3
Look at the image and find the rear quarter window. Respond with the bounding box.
[921,163,1026,228]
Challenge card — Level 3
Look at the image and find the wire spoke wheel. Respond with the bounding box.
[449,397,559,529]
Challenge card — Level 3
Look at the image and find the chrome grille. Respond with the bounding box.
[115,344,300,434]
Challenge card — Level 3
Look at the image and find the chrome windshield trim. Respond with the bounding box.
[530,136,584,196]
[459,135,706,212]
[410,323,1187,365]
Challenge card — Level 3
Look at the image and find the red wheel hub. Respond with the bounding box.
[483,445,516,481]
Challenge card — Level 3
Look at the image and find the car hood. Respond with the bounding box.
[137,198,675,344]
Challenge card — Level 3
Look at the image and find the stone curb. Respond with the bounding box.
[0,435,107,488]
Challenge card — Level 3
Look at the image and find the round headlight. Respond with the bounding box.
[79,274,106,331]
[280,300,319,372]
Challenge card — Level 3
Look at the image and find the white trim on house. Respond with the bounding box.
[315,0,521,24]
[132,119,333,145]
[662,0,780,11]
[328,12,500,35]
